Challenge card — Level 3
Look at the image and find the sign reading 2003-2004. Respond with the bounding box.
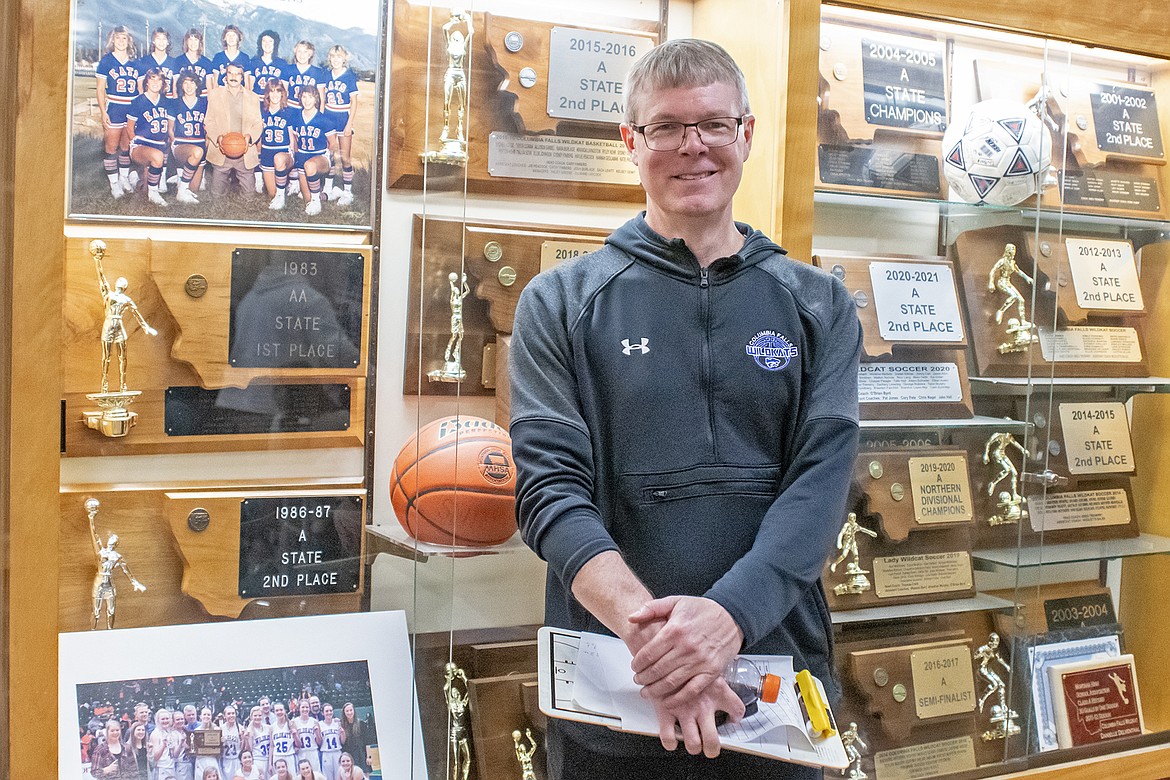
[861,34,947,133]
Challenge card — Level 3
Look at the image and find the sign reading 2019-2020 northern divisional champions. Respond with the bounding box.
[861,35,946,132]
[869,261,964,342]
[546,27,654,123]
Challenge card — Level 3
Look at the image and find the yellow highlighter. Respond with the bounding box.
[796,669,837,739]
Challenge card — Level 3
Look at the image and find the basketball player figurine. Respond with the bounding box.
[988,243,1038,354]
[422,9,473,165]
[87,497,146,630]
[84,239,159,437]
[830,512,878,596]
[975,633,1020,741]
[983,431,1028,526]
[840,722,868,779]
[428,272,471,383]
[443,663,472,780]
[512,728,537,780]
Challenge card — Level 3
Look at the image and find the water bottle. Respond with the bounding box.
[715,657,780,724]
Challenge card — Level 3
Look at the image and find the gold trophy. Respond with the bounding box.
[974,633,1020,741]
[443,662,472,780]
[512,728,537,780]
[87,498,146,629]
[84,240,158,437]
[428,272,471,383]
[840,722,868,780]
[983,432,1028,526]
[830,512,878,596]
[421,9,474,165]
[988,243,1038,354]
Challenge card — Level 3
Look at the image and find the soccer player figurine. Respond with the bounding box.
[974,633,1020,741]
[443,663,472,780]
[983,431,1029,526]
[840,722,868,780]
[512,729,537,780]
[87,497,146,630]
[830,512,878,596]
[988,243,1038,354]
[428,272,471,383]
[84,240,159,437]
[422,9,473,165]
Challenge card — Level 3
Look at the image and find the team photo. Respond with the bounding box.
[67,0,382,228]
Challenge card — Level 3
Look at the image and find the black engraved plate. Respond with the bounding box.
[859,429,942,451]
[861,36,947,132]
[238,495,362,597]
[1061,169,1161,212]
[819,145,941,194]
[228,248,363,368]
[164,384,351,435]
[1044,593,1118,631]
[1089,83,1164,160]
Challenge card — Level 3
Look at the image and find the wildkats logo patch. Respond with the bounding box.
[746,330,798,371]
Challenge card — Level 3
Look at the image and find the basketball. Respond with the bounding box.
[390,415,518,546]
[219,131,248,158]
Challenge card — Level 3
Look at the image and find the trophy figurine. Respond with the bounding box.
[839,722,868,779]
[983,432,1029,526]
[87,497,146,630]
[974,633,1020,741]
[428,272,471,383]
[84,239,158,437]
[443,662,472,780]
[988,243,1038,354]
[512,728,538,780]
[421,9,474,165]
[830,512,878,596]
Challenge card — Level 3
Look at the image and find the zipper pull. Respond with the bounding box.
[651,489,668,499]
[700,267,709,288]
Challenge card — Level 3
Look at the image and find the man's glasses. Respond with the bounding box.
[631,116,746,151]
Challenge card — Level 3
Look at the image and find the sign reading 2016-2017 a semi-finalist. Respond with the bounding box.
[546,27,653,123]
[861,35,946,132]
[238,495,362,598]
[1089,83,1164,159]
[869,261,964,342]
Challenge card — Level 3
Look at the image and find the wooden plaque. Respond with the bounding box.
[404,215,608,396]
[387,1,656,202]
[854,449,974,542]
[952,226,1149,378]
[467,673,545,780]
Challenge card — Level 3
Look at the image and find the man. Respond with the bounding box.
[510,39,860,778]
[204,62,262,198]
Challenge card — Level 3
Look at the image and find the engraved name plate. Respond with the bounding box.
[1089,83,1164,160]
[1028,489,1131,533]
[860,34,947,132]
[1058,402,1134,475]
[228,249,364,369]
[540,240,604,271]
[238,495,362,597]
[869,262,964,342]
[908,454,973,524]
[858,363,962,403]
[488,132,639,185]
[1037,326,1142,363]
[1065,239,1144,311]
[1050,656,1144,747]
[910,645,976,719]
[546,27,652,123]
[873,736,977,780]
[1061,169,1161,212]
[873,551,972,598]
[817,146,941,193]
[164,384,351,435]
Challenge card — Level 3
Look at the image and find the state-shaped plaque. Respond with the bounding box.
[855,449,974,542]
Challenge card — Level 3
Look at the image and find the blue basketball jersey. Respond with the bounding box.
[261,107,295,150]
[286,63,327,108]
[136,52,178,95]
[323,68,359,112]
[174,53,213,96]
[291,109,335,155]
[97,53,142,105]
[129,93,172,144]
[251,57,288,96]
[210,50,253,86]
[169,96,208,144]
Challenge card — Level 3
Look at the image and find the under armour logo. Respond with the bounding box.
[621,338,650,355]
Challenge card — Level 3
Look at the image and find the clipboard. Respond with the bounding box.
[536,627,849,769]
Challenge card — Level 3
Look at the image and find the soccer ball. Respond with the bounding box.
[941,99,1052,206]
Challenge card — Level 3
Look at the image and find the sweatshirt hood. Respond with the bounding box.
[604,212,787,282]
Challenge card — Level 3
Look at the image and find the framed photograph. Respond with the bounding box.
[67,0,383,229]
[1027,632,1121,752]
[59,611,426,778]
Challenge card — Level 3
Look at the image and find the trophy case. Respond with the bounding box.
[814,4,1170,777]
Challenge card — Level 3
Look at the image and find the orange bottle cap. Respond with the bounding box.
[761,673,781,703]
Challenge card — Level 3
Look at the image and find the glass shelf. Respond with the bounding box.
[830,593,1015,624]
[365,522,529,562]
[972,532,1170,569]
[970,376,1170,397]
[860,415,1029,430]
